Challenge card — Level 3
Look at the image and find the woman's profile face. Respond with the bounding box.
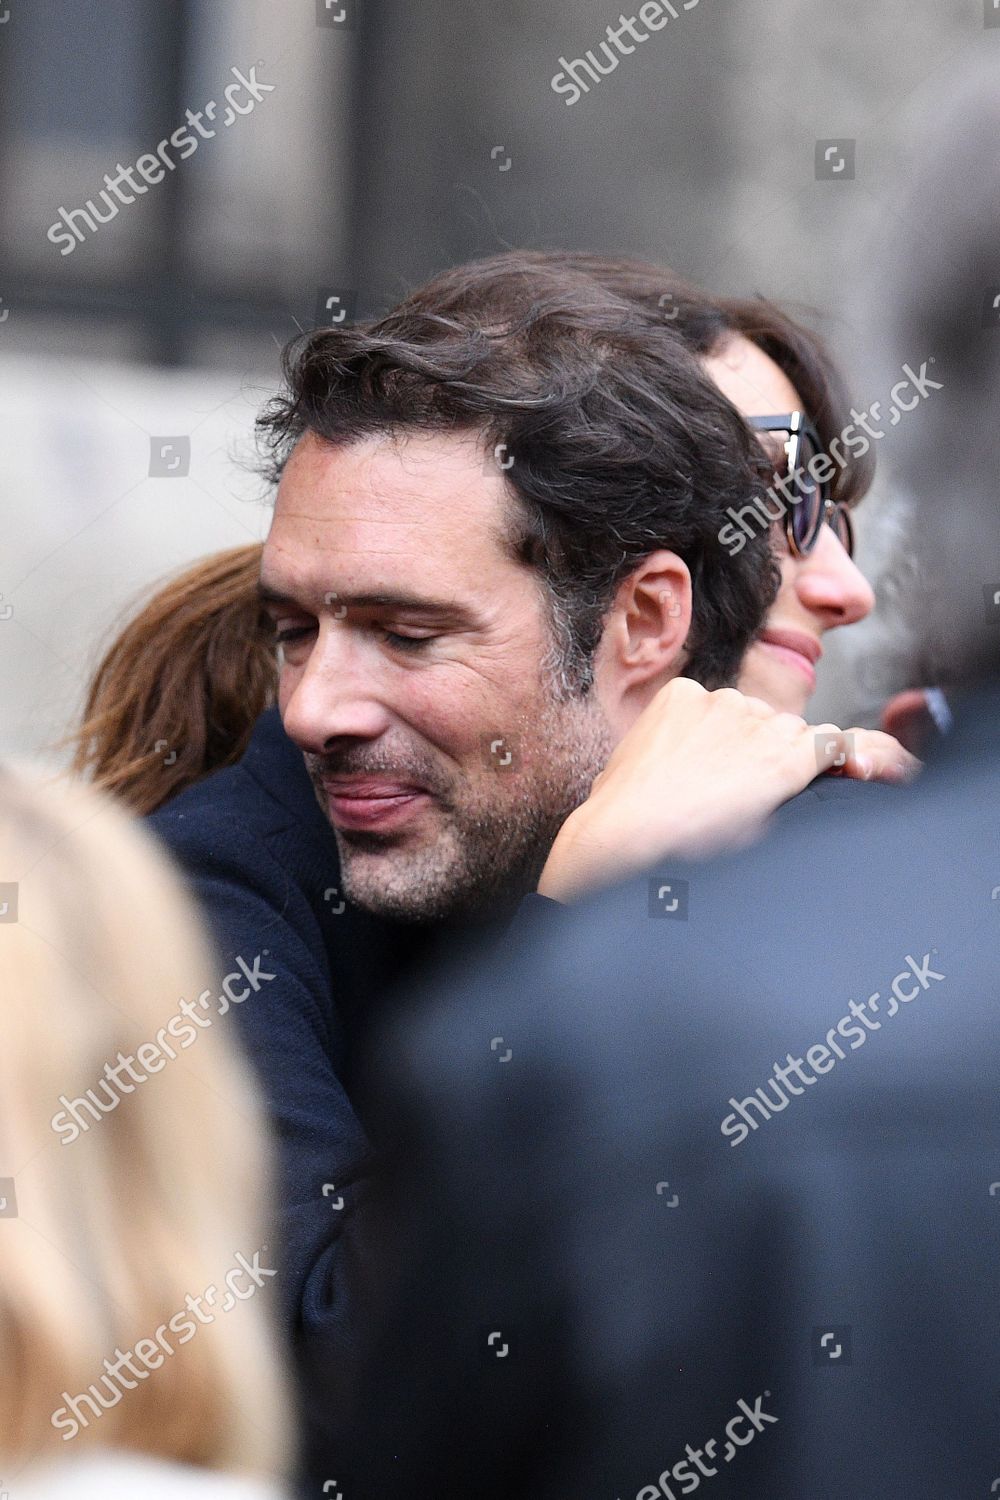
[702,334,875,717]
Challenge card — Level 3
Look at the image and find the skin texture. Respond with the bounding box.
[261,429,914,920]
[704,335,876,716]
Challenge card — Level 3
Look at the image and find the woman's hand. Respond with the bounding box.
[537,677,919,903]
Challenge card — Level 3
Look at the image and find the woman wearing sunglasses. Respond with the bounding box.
[710,341,874,715]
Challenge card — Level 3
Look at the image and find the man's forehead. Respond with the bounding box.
[263,428,520,595]
[272,430,509,532]
[279,428,487,503]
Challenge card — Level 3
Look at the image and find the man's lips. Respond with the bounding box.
[320,777,432,831]
[322,776,428,798]
[756,628,822,684]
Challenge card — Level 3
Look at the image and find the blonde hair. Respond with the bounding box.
[0,764,290,1477]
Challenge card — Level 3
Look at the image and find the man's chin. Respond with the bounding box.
[335,839,544,926]
[338,870,500,926]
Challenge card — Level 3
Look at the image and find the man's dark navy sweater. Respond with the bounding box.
[146,707,558,1347]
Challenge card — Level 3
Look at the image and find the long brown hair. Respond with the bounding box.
[68,545,277,814]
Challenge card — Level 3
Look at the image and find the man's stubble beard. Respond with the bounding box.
[321,688,617,926]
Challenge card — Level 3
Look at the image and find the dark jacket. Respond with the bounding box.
[348,686,1000,1499]
[147,706,554,1351]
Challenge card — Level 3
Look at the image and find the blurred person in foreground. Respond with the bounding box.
[342,71,1000,1500]
[0,767,290,1498]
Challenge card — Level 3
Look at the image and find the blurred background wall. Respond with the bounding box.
[0,0,992,758]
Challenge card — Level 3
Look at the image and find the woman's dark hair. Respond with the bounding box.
[66,545,277,814]
[523,250,875,509]
[257,256,779,694]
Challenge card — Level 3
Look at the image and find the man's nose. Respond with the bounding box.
[796,522,875,627]
[280,625,393,754]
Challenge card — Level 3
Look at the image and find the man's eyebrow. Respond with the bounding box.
[257,582,476,618]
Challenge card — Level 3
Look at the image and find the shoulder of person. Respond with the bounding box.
[775,773,901,821]
[144,713,341,925]
[147,706,333,854]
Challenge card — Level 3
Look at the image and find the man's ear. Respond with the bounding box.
[596,549,692,698]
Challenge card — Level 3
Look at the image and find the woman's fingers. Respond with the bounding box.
[840,728,922,784]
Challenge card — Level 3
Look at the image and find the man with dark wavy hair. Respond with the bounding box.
[253,259,895,927]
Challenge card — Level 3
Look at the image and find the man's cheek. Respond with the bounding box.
[406,672,513,758]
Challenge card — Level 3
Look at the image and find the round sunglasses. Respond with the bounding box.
[747,412,854,558]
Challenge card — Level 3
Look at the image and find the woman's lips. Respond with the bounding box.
[321,779,431,831]
[756,629,821,687]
